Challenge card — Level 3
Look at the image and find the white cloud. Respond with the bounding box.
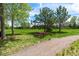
[29,3,79,20]
[29,8,40,17]
[67,3,79,16]
[41,3,79,16]
[72,3,79,12]
[29,7,40,21]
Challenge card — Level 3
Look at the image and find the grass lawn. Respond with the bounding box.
[56,40,79,56]
[0,28,79,55]
[6,28,79,39]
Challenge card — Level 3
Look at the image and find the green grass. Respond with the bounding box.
[6,28,79,39]
[0,35,41,55]
[0,28,79,55]
[56,40,79,56]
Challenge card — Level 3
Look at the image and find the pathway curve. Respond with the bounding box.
[12,35,79,56]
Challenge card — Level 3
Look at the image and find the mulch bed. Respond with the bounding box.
[35,32,48,37]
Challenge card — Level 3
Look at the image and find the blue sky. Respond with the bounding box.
[28,3,79,22]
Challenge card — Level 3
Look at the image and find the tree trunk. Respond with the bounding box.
[59,22,61,32]
[44,23,46,32]
[11,17,14,35]
[0,3,5,39]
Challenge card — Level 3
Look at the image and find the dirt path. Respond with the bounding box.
[12,35,79,56]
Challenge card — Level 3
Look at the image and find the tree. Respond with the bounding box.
[56,6,69,32]
[0,3,5,39]
[34,7,56,32]
[4,3,32,35]
[4,3,18,35]
[15,20,30,29]
[70,16,77,28]
[16,4,32,29]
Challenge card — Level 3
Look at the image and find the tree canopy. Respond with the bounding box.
[4,3,32,35]
[56,5,70,32]
[35,7,56,32]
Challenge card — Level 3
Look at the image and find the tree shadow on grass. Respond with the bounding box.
[27,31,68,39]
[6,34,22,36]
[51,31,67,34]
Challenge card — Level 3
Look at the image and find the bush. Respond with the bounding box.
[31,25,44,29]
[5,24,10,29]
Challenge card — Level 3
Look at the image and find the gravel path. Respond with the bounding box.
[12,35,79,56]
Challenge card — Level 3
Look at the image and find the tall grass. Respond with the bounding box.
[56,40,79,56]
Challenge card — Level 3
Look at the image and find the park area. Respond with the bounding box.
[0,3,79,56]
[0,29,79,55]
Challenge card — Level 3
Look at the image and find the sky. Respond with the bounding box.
[28,3,79,22]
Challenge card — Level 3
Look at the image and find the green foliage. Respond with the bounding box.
[56,5,70,32]
[4,3,32,35]
[20,21,30,29]
[34,7,56,32]
[34,6,69,32]
[56,6,69,22]
[4,3,32,20]
[5,23,10,29]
